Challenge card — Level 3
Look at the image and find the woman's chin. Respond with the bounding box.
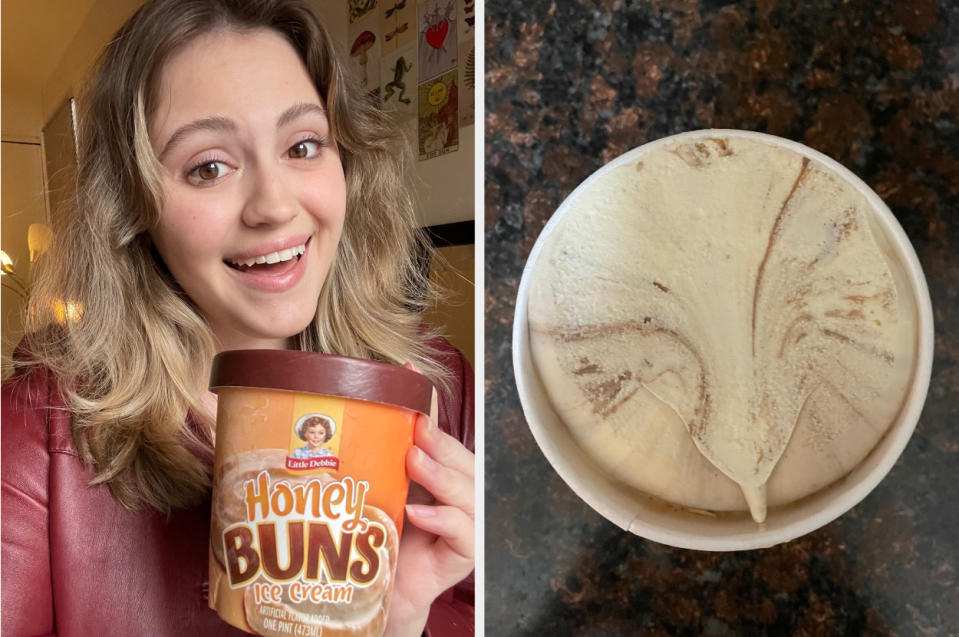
[212,313,316,350]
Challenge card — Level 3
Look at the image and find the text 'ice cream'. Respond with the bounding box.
[527,134,917,523]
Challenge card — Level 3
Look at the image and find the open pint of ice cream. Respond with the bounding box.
[514,129,934,551]
[208,350,433,635]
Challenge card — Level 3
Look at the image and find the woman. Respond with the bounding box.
[1,1,474,635]
[292,415,335,458]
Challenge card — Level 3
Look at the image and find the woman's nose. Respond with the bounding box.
[240,163,298,227]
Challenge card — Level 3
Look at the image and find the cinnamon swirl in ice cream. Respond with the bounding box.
[527,133,917,523]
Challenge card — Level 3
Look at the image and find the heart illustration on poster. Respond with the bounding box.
[426,19,449,49]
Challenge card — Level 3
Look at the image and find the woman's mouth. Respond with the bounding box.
[225,242,307,274]
[222,237,311,292]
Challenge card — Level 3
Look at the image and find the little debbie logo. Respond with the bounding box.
[289,413,340,471]
[287,456,338,470]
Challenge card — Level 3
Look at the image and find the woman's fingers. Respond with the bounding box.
[413,413,474,478]
[407,444,474,518]
[405,504,474,561]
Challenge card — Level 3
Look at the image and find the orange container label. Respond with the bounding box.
[209,387,416,636]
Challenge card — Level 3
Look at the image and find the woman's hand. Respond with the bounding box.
[384,412,475,637]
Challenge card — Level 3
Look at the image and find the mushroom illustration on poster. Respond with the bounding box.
[418,0,456,82]
[381,0,414,54]
[381,43,417,121]
[349,0,377,24]
[348,12,381,93]
[417,69,458,160]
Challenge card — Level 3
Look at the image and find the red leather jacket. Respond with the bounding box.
[1,339,474,637]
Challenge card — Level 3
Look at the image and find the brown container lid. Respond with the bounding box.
[209,350,434,415]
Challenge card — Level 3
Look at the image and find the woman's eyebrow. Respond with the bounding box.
[158,115,236,161]
[157,104,326,161]
[276,102,327,128]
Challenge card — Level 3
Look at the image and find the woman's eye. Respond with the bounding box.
[187,160,232,184]
[288,139,322,159]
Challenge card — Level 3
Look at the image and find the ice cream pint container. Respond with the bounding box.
[208,350,433,636]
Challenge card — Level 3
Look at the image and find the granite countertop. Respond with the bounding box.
[484,0,958,634]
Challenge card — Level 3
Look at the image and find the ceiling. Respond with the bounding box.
[1,0,98,136]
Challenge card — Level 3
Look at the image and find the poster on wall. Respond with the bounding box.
[381,0,415,54]
[417,0,456,82]
[381,43,417,121]
[456,0,474,127]
[458,0,475,41]
[349,0,378,24]
[457,41,474,128]
[347,11,381,93]
[417,69,458,160]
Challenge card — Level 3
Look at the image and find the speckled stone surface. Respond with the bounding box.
[484,1,959,634]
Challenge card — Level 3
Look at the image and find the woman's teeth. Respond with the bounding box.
[227,243,306,268]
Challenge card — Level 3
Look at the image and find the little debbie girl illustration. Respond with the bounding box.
[292,414,336,458]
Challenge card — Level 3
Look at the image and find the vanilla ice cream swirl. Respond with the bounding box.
[528,135,917,523]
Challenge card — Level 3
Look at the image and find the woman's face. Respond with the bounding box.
[305,422,326,448]
[149,28,346,351]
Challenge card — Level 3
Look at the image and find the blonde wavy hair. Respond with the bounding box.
[22,0,449,512]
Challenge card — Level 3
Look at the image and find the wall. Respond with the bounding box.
[39,0,142,128]
[407,124,475,226]
[1,92,43,143]
[2,0,98,141]
[423,244,475,366]
[1,142,48,368]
